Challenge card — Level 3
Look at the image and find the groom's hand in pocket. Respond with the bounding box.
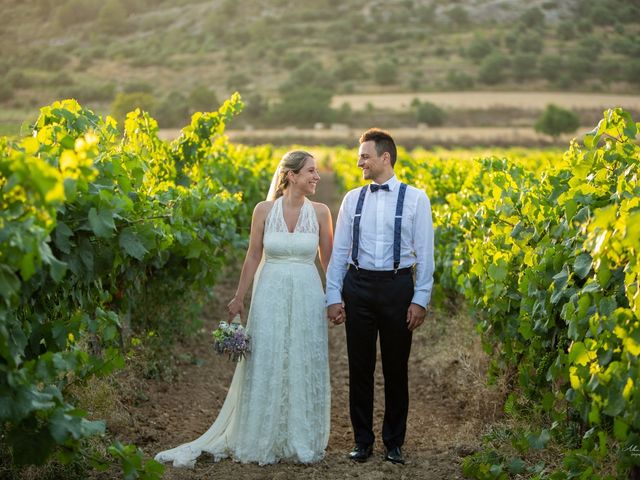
[406,303,426,331]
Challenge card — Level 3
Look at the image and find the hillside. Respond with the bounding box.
[1,0,639,132]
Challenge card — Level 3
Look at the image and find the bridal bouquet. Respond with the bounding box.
[212,316,251,362]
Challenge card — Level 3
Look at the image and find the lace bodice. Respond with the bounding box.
[263,197,319,265]
[265,197,319,234]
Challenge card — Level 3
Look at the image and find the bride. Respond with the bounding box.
[155,150,336,468]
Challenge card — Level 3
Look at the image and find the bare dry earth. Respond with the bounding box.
[99,172,504,480]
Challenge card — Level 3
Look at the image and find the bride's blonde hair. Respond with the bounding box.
[273,150,313,199]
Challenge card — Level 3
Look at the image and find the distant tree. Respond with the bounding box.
[611,37,640,57]
[556,21,576,41]
[374,61,397,86]
[408,71,423,91]
[566,55,591,83]
[282,51,304,69]
[34,49,69,70]
[534,104,580,138]
[326,20,354,48]
[111,92,155,123]
[63,83,116,103]
[539,55,563,82]
[517,31,543,54]
[446,70,474,90]
[478,53,509,85]
[98,0,129,34]
[594,57,621,83]
[280,60,335,93]
[416,4,436,24]
[588,2,618,25]
[519,7,545,28]
[123,81,153,94]
[446,6,470,28]
[623,60,640,84]
[56,0,100,26]
[333,57,363,82]
[0,83,12,103]
[220,0,238,17]
[337,102,352,124]
[414,100,446,126]
[342,82,355,93]
[268,87,333,127]
[227,72,250,91]
[243,93,268,120]
[576,35,601,61]
[504,30,520,52]
[6,70,32,89]
[187,85,219,114]
[466,35,494,63]
[154,91,189,127]
[50,72,74,86]
[35,0,58,19]
[511,53,537,82]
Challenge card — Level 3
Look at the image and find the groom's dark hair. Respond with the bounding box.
[359,128,397,167]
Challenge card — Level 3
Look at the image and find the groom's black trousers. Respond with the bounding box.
[342,265,414,450]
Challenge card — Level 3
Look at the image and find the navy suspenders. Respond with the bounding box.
[351,186,368,269]
[393,183,408,271]
[351,183,408,273]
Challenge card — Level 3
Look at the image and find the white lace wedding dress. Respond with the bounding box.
[155,197,330,468]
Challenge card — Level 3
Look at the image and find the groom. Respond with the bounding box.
[326,128,434,465]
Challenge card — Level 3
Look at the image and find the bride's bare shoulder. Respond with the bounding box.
[253,200,275,218]
[311,201,331,219]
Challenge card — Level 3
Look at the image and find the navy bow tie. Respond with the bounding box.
[370,183,390,192]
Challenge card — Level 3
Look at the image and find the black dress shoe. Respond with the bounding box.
[348,443,373,462]
[385,446,405,464]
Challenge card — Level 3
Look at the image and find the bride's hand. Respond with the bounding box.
[227,296,244,320]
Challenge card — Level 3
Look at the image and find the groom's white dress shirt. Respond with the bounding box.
[325,175,434,308]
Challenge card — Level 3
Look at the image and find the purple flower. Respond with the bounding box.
[212,321,251,362]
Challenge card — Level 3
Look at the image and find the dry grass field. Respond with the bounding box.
[159,125,584,148]
[331,91,640,112]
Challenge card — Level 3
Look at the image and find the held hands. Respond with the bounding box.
[327,303,345,326]
[406,303,427,331]
[227,295,244,321]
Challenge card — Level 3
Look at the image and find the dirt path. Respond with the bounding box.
[108,172,503,480]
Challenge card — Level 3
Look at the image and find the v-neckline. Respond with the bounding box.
[281,197,305,234]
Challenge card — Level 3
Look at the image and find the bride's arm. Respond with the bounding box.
[316,203,334,274]
[227,201,270,319]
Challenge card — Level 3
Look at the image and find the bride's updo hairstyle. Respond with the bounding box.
[273,150,313,199]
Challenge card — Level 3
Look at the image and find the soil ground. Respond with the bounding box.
[102,171,505,480]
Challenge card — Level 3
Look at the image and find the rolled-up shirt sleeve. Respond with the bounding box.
[325,193,352,306]
[411,191,434,307]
